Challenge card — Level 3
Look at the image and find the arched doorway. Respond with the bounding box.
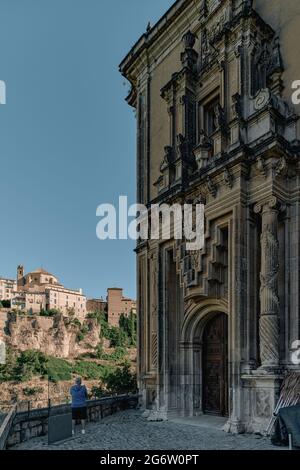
[202,313,228,416]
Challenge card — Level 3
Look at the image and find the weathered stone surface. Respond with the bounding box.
[11,410,279,450]
[120,0,300,434]
[6,313,100,358]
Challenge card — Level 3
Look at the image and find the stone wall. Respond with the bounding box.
[5,395,138,448]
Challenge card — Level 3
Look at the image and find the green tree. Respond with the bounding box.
[87,311,107,325]
[77,324,89,342]
[119,312,137,346]
[105,362,137,395]
[15,350,48,382]
[0,346,17,382]
[91,385,107,399]
[40,308,60,317]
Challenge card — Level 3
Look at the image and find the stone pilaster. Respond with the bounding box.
[254,197,282,369]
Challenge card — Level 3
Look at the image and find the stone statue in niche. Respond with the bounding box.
[214,103,227,131]
[160,146,174,172]
[252,36,283,96]
[201,29,211,65]
[199,129,212,148]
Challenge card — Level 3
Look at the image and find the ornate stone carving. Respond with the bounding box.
[256,389,271,418]
[190,250,201,272]
[256,157,267,178]
[252,35,283,96]
[259,315,280,367]
[223,167,233,188]
[151,257,158,315]
[160,146,174,172]
[273,156,287,178]
[232,93,243,119]
[201,28,211,67]
[207,0,221,14]
[269,36,283,75]
[254,89,270,111]
[151,333,158,368]
[242,0,253,15]
[254,198,281,367]
[181,30,198,69]
[215,103,227,133]
[206,176,217,198]
[150,255,158,369]
[199,0,208,18]
[182,30,196,50]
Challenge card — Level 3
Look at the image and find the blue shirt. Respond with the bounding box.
[70,384,88,408]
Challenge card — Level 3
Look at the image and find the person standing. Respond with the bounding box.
[70,377,88,435]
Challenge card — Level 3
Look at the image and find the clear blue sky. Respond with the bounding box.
[0,0,173,300]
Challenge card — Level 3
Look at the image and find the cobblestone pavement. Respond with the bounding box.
[13,410,280,450]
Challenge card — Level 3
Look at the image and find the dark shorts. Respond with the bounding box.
[72,407,87,420]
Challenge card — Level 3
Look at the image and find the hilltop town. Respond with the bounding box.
[0,266,137,408]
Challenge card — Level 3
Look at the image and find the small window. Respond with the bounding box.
[203,97,220,137]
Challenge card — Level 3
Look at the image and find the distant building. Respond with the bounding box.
[107,288,136,327]
[11,265,86,320]
[0,277,17,303]
[86,298,107,314]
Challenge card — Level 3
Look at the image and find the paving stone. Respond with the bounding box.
[11,410,282,451]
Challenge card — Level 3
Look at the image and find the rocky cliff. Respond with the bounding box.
[5,313,100,358]
[0,310,9,339]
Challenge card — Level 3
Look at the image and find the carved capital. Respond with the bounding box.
[254,202,263,214]
[254,197,285,215]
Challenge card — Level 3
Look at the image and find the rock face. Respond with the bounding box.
[0,310,9,339]
[5,313,100,358]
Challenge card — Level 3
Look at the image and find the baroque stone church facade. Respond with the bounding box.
[120,0,300,433]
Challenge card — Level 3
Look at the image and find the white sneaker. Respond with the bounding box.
[81,429,86,435]
[72,430,75,436]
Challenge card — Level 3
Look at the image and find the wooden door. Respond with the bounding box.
[202,313,228,416]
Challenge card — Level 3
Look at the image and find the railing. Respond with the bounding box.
[0,405,17,450]
[0,392,135,414]
[4,394,138,449]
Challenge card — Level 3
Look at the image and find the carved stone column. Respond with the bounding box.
[254,197,281,368]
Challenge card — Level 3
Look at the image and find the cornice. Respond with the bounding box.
[119,0,192,80]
